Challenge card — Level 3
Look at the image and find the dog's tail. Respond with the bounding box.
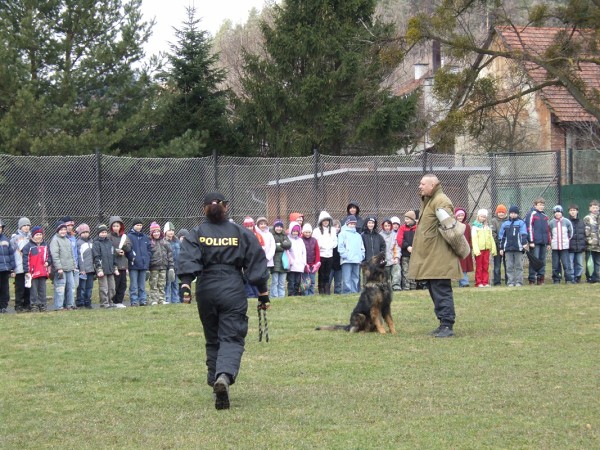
[315,324,350,331]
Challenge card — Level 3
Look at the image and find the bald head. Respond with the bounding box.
[419,174,439,197]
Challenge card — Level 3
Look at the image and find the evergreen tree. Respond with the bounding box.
[0,0,156,155]
[236,0,416,156]
[154,6,235,157]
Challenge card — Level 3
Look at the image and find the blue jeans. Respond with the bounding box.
[129,269,147,305]
[569,252,584,279]
[53,270,74,309]
[551,249,573,282]
[528,244,547,281]
[301,272,315,296]
[330,269,342,294]
[270,271,287,298]
[76,274,94,307]
[165,279,179,303]
[341,263,360,294]
[459,271,470,287]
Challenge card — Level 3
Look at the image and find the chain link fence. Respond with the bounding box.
[0,150,568,236]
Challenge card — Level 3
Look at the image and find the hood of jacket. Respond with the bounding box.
[109,216,125,236]
[346,201,360,216]
[317,210,333,227]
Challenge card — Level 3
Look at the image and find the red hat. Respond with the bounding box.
[149,222,161,232]
[243,216,254,227]
[495,204,507,214]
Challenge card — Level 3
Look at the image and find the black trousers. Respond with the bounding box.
[427,279,456,328]
[112,270,128,304]
[318,257,333,292]
[0,271,11,309]
[14,273,31,310]
[196,267,248,387]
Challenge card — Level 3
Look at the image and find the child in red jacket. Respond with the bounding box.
[22,226,51,312]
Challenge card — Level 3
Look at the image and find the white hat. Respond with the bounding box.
[477,209,488,217]
[390,216,401,225]
[302,223,312,233]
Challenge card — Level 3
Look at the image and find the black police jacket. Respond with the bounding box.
[177,219,269,293]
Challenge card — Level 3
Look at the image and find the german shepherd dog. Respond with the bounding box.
[316,252,396,334]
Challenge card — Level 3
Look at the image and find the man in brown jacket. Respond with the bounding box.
[409,174,462,337]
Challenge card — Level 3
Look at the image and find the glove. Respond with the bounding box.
[304,264,310,273]
[180,285,192,304]
[257,294,270,310]
[167,268,175,282]
[311,261,321,273]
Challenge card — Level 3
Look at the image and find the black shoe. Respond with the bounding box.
[0,308,7,313]
[429,325,442,336]
[434,326,455,338]
[85,305,93,309]
[213,374,231,410]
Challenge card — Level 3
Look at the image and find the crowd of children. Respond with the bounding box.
[0,197,598,313]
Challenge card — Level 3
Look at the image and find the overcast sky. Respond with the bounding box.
[141,0,268,58]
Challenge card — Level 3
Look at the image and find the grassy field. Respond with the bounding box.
[1,284,599,449]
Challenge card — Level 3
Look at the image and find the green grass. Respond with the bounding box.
[1,284,599,449]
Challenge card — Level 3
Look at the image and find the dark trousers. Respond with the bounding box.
[0,271,10,309]
[76,275,94,307]
[14,273,31,310]
[30,277,48,307]
[427,279,456,328]
[493,253,507,285]
[318,257,333,293]
[112,270,127,304]
[196,268,248,387]
[287,272,302,296]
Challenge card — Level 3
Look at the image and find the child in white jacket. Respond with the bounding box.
[287,221,306,296]
[312,211,337,295]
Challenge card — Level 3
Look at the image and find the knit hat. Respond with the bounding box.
[97,224,108,233]
[390,216,401,225]
[553,205,563,213]
[289,212,304,223]
[495,204,507,214]
[60,216,75,226]
[76,223,90,234]
[273,218,284,228]
[149,221,161,232]
[243,216,255,227]
[18,217,31,229]
[177,229,189,239]
[477,209,488,217]
[55,221,67,232]
[31,226,44,236]
[203,191,227,206]
[302,223,313,233]
[256,217,268,226]
[454,208,466,217]
[345,215,357,225]
[404,210,417,221]
[509,205,520,215]
[164,221,175,233]
[131,217,143,226]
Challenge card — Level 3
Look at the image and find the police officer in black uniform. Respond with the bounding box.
[177,192,270,410]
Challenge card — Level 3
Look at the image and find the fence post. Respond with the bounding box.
[490,153,498,209]
[276,158,281,220]
[556,150,562,205]
[313,148,319,224]
[567,148,573,185]
[213,149,219,190]
[422,151,428,173]
[374,157,380,218]
[95,148,103,223]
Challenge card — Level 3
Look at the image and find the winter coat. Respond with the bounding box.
[22,239,51,279]
[257,227,276,267]
[93,236,118,275]
[287,224,307,273]
[50,234,76,272]
[471,221,497,256]
[0,233,17,272]
[499,218,528,252]
[408,184,462,280]
[490,215,508,246]
[525,208,551,245]
[379,229,398,266]
[569,215,586,253]
[362,228,386,262]
[302,236,320,267]
[337,225,365,265]
[77,238,95,274]
[549,217,573,250]
[149,238,173,270]
[10,230,30,273]
[271,230,291,273]
[163,236,181,270]
[312,211,337,258]
[109,216,133,270]
[583,213,600,252]
[396,222,417,258]
[68,234,78,268]
[128,229,152,270]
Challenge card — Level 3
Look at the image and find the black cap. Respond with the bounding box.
[203,191,227,206]
[97,224,108,232]
[131,217,143,226]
